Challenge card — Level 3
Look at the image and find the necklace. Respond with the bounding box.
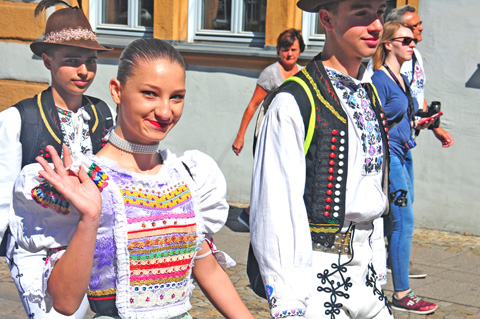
[109,130,159,154]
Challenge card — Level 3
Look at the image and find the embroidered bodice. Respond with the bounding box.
[10,149,229,319]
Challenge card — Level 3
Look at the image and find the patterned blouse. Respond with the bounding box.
[11,150,229,319]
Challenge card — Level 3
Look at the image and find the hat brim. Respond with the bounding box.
[297,0,337,12]
[30,41,112,57]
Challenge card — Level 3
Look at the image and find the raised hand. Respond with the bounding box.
[36,145,102,222]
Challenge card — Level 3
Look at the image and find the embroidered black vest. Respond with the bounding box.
[13,87,114,168]
[276,54,390,247]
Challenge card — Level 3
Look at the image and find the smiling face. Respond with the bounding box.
[278,39,301,69]
[111,58,186,145]
[321,0,387,61]
[44,46,98,100]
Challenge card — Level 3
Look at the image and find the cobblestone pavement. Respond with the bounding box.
[189,230,480,319]
[1,207,479,318]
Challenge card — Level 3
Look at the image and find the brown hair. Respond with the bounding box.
[276,29,305,55]
[117,38,185,85]
[372,21,412,71]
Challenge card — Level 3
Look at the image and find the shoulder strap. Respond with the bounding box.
[410,51,418,85]
[14,90,63,167]
[83,96,114,154]
[283,76,316,155]
[182,161,194,180]
[13,98,41,167]
[253,76,316,156]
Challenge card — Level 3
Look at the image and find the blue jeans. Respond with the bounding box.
[387,150,414,292]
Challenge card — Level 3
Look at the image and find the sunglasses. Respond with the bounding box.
[391,37,418,45]
[410,21,423,28]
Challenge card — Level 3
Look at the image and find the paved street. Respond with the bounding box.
[1,206,479,318]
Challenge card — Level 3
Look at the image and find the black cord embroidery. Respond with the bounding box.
[317,253,353,319]
[365,263,392,315]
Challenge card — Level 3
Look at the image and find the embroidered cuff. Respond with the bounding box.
[31,155,108,215]
[272,309,306,318]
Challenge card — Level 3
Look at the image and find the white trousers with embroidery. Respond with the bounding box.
[306,222,393,319]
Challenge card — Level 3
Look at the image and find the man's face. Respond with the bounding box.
[403,11,423,42]
[326,0,387,60]
[44,46,98,99]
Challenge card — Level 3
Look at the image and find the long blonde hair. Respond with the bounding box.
[372,21,412,71]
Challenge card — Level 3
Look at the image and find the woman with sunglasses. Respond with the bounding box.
[371,21,437,314]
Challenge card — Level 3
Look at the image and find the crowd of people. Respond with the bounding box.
[0,0,452,319]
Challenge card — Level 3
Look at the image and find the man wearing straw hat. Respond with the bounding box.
[250,0,394,318]
[0,1,113,318]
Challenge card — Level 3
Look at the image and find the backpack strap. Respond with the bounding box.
[182,161,193,180]
[14,89,64,167]
[83,96,114,153]
[283,76,316,155]
[253,75,316,156]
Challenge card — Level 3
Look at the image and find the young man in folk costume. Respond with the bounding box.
[0,1,114,317]
[250,0,394,318]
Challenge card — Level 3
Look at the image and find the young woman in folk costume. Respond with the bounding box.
[13,38,255,319]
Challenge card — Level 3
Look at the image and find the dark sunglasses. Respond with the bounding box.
[391,37,418,45]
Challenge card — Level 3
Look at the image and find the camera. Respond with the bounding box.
[390,189,408,207]
[416,101,441,129]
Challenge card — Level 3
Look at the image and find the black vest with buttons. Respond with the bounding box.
[276,53,390,247]
[13,87,114,168]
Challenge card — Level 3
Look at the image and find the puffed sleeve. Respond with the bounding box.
[179,150,228,239]
[10,154,109,253]
[179,151,234,267]
[9,163,81,253]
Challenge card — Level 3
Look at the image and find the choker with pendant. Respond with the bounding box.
[109,130,159,154]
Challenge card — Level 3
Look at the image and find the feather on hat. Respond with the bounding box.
[30,0,111,56]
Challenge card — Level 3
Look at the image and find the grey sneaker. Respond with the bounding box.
[408,263,427,279]
[237,209,250,230]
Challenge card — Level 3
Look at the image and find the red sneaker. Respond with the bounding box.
[391,291,438,314]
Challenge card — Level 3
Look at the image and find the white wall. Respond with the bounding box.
[411,0,480,234]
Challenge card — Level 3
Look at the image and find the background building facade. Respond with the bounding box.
[1,0,478,235]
